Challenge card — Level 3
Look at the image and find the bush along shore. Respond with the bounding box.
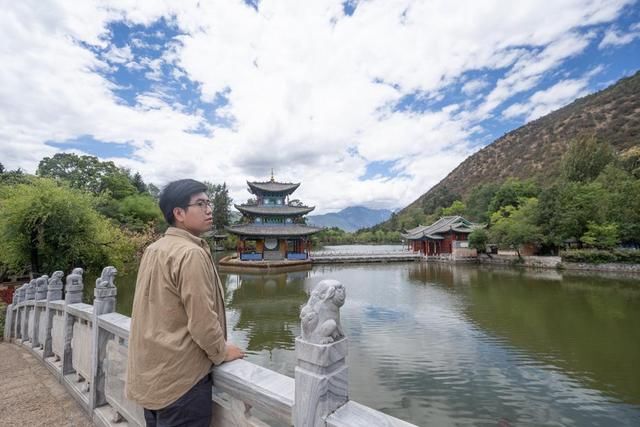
[476,251,640,274]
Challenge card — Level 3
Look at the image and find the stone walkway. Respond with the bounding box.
[0,341,93,426]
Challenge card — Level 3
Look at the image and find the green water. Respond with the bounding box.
[88,260,640,426]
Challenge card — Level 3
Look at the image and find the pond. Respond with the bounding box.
[85,255,640,426]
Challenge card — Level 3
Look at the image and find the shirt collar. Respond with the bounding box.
[165,227,208,248]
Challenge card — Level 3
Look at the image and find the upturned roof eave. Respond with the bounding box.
[234,204,315,216]
[246,180,301,195]
[225,224,323,237]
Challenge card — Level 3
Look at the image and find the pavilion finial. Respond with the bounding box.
[270,168,275,182]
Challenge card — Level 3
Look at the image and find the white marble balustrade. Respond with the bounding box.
[2,270,419,427]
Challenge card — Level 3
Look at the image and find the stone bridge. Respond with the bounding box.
[3,267,417,427]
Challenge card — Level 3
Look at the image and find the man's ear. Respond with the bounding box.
[173,207,186,224]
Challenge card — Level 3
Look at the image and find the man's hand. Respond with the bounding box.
[224,342,245,362]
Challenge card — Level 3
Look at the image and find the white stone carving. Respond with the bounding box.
[300,279,346,344]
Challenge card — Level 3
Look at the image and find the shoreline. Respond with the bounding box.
[476,254,640,274]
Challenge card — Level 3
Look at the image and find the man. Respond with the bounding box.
[126,179,244,426]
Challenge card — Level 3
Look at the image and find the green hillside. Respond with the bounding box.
[380,70,640,231]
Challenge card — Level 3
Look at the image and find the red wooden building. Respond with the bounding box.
[402,216,476,256]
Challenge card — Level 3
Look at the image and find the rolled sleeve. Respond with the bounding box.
[177,248,227,365]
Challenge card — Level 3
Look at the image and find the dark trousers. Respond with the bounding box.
[144,374,212,427]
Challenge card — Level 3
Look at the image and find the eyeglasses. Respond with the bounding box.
[186,200,213,210]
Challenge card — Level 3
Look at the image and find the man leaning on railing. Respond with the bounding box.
[125,179,245,427]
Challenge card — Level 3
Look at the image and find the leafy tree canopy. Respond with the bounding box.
[489,197,542,257]
[581,222,620,250]
[466,183,500,223]
[560,136,615,183]
[204,181,233,232]
[487,178,539,217]
[0,178,135,274]
[441,200,466,217]
[37,153,137,198]
[468,228,488,253]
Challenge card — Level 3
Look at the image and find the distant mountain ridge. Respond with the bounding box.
[308,206,393,232]
[379,70,640,230]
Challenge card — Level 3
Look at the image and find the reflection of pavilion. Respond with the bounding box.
[226,271,309,352]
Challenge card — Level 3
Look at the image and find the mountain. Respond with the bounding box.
[380,70,640,230]
[308,206,393,232]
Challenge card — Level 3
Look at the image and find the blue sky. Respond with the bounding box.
[2,0,640,212]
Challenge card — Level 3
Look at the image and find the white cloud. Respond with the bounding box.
[462,79,489,96]
[599,22,640,48]
[104,44,134,64]
[0,0,635,213]
[502,77,590,122]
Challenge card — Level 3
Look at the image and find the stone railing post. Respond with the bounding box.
[13,284,26,340]
[4,292,15,340]
[294,280,348,427]
[22,279,36,342]
[63,268,84,375]
[31,274,48,348]
[90,266,118,411]
[43,271,64,358]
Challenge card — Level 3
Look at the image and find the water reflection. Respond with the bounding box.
[110,261,640,426]
[222,271,309,353]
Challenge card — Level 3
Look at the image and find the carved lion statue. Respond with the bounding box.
[36,275,49,292]
[96,266,117,288]
[48,271,64,288]
[300,280,346,344]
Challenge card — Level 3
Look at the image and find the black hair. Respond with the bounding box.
[159,179,208,225]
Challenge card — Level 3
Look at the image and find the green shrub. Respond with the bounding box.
[561,249,640,264]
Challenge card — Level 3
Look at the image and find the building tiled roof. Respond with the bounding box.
[234,204,315,216]
[402,216,478,240]
[247,181,300,194]
[225,223,323,237]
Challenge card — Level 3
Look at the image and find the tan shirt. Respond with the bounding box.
[125,227,227,410]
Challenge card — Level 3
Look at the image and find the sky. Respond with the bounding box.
[1,0,639,214]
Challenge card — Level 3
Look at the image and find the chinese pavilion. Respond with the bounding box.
[226,175,322,261]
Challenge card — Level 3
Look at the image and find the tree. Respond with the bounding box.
[0,178,135,274]
[0,167,32,186]
[487,179,539,217]
[405,207,427,229]
[117,194,164,232]
[37,153,136,198]
[594,164,640,245]
[466,183,500,223]
[204,181,233,231]
[131,172,148,193]
[538,181,607,247]
[560,136,615,183]
[441,200,466,216]
[468,228,488,253]
[581,222,620,249]
[147,183,160,200]
[489,197,542,258]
